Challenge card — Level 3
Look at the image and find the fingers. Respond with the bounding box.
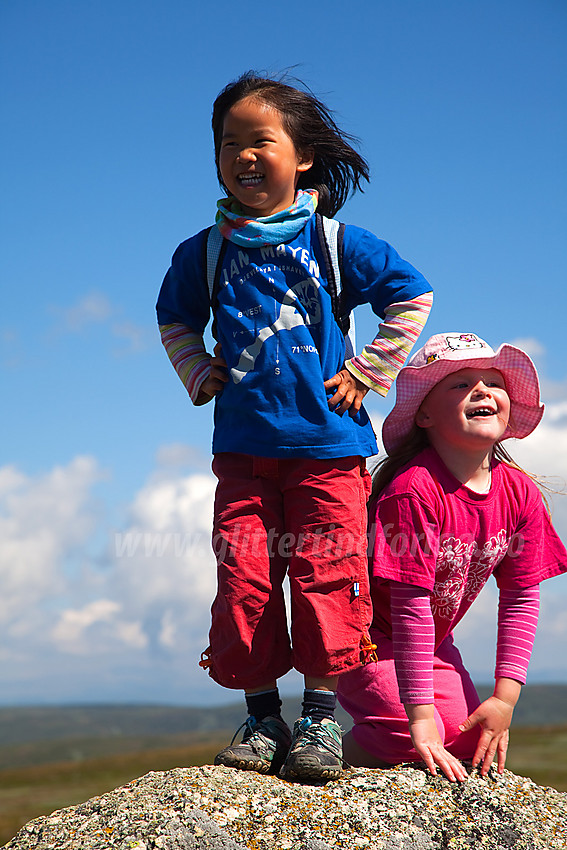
[407,711,467,783]
[496,731,509,774]
[323,370,368,416]
[476,737,497,776]
[435,750,468,783]
[199,354,229,401]
[210,342,228,379]
[415,743,468,783]
[210,359,229,383]
[328,386,362,417]
[208,348,229,389]
[472,729,509,776]
[458,712,479,734]
[206,377,227,394]
[479,730,508,776]
[323,372,351,415]
[323,372,341,389]
[419,748,438,778]
[197,378,223,402]
[460,702,510,776]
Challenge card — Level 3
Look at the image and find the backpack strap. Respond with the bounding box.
[318,213,356,360]
[204,225,227,340]
[205,217,356,356]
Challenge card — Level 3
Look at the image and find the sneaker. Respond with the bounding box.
[279,716,344,781]
[214,714,292,774]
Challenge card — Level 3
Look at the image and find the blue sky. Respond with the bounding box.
[1,0,566,706]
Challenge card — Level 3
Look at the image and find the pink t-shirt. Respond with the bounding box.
[370,446,567,648]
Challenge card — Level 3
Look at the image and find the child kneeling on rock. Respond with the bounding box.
[338,332,567,782]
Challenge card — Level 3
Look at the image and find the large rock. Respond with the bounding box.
[4,764,567,850]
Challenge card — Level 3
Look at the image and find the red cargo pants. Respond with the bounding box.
[207,453,373,690]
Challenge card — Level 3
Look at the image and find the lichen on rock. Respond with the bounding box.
[4,764,567,850]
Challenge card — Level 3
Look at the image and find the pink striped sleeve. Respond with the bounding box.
[345,292,433,397]
[495,585,540,684]
[159,323,212,405]
[390,581,435,704]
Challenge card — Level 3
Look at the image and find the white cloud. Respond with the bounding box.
[54,291,113,331]
[155,443,207,470]
[47,291,153,355]
[103,468,218,651]
[508,336,546,361]
[545,401,567,424]
[51,599,146,653]
[509,414,567,536]
[40,462,219,664]
[0,449,221,704]
[111,320,156,355]
[0,456,105,634]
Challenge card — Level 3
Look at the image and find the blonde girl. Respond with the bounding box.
[338,332,567,782]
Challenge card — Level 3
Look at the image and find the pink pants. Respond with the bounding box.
[208,453,373,690]
[337,630,482,763]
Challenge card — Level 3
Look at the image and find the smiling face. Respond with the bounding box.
[218,96,313,218]
[416,367,511,453]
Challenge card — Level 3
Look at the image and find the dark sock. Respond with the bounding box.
[245,688,282,722]
[301,688,337,723]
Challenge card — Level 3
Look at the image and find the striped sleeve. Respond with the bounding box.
[159,323,211,405]
[390,581,435,704]
[345,291,433,396]
[495,585,540,684]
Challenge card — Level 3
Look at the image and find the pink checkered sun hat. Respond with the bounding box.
[382,332,544,454]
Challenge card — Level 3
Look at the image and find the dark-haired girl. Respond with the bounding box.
[156,72,433,781]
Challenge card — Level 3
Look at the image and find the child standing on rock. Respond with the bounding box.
[156,72,432,780]
[338,332,567,781]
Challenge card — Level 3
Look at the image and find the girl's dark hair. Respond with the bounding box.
[211,71,370,217]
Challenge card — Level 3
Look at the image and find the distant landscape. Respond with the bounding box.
[1,685,566,847]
